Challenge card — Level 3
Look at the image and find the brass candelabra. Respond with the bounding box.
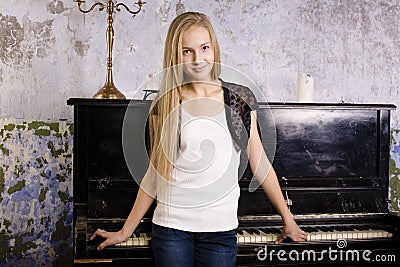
[73,0,146,99]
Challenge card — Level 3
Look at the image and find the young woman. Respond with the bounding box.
[90,12,307,266]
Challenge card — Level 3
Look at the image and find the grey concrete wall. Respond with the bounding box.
[0,0,399,124]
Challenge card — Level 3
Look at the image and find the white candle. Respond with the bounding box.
[297,72,314,102]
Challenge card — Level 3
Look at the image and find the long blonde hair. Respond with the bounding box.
[149,12,221,183]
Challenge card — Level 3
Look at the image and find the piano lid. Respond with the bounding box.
[241,102,396,183]
[239,102,396,216]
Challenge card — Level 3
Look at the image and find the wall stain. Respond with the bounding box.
[48,141,64,158]
[0,144,10,156]
[34,129,51,136]
[47,0,66,15]
[12,234,36,258]
[58,191,69,202]
[28,121,59,132]
[24,17,56,59]
[3,124,15,132]
[176,0,185,16]
[7,180,25,194]
[13,163,24,178]
[0,13,24,65]
[156,1,172,23]
[0,13,55,68]
[51,212,71,241]
[74,40,90,57]
[38,187,48,202]
[0,231,12,262]
[0,167,4,202]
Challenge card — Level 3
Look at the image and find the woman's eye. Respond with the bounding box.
[202,46,210,51]
[183,49,192,55]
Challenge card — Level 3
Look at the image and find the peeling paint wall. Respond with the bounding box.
[0,119,73,266]
[390,129,400,213]
[0,0,399,265]
[0,0,399,123]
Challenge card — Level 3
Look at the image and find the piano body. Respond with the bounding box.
[67,98,400,266]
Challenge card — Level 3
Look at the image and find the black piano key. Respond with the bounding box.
[301,227,315,232]
[340,226,353,231]
[259,228,269,234]
[318,226,332,232]
[334,226,346,231]
[272,228,281,234]
[252,229,262,235]
[259,229,268,235]
[306,227,319,232]
[354,225,368,231]
[261,228,279,234]
[367,225,379,230]
[246,229,256,234]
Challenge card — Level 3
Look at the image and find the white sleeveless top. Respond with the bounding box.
[152,107,241,232]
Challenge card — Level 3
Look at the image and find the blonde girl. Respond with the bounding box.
[91,12,307,267]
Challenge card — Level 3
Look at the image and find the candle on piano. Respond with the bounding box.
[297,72,314,102]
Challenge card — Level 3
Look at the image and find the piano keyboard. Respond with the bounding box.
[237,225,393,244]
[115,232,151,247]
[112,224,393,247]
[303,225,393,242]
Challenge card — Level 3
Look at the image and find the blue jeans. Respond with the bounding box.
[151,223,237,267]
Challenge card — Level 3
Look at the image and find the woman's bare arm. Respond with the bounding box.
[247,110,307,243]
[90,168,156,250]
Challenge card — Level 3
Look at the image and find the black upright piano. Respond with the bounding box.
[67,98,400,266]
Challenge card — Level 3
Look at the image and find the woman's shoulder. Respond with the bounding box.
[220,78,258,110]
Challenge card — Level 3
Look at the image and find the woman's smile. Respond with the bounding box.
[182,25,215,82]
[191,64,208,73]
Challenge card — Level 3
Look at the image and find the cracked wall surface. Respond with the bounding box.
[0,0,399,123]
[0,119,73,266]
[0,0,399,266]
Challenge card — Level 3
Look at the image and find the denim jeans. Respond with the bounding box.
[151,223,237,267]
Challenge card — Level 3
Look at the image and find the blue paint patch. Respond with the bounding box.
[394,145,400,154]
[0,119,73,266]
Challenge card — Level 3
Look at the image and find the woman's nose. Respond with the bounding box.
[192,51,202,63]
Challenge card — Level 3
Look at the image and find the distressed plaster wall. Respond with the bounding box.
[0,0,399,266]
[0,119,73,266]
[1,0,399,122]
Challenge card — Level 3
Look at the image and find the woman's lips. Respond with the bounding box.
[191,65,207,73]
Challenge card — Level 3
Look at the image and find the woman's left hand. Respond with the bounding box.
[275,219,307,244]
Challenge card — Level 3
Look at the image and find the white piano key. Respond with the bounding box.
[384,231,393,238]
[138,233,146,246]
[362,232,368,239]
[347,232,353,239]
[241,230,252,243]
[331,233,337,240]
[251,230,264,243]
[236,232,245,244]
[367,232,374,239]
[257,231,267,243]
[259,230,275,243]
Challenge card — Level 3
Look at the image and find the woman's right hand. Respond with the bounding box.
[90,229,129,250]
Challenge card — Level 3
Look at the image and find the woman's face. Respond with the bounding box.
[181,25,215,82]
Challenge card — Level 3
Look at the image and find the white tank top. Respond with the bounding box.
[152,107,241,232]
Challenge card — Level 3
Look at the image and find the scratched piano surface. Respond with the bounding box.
[68,99,400,266]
